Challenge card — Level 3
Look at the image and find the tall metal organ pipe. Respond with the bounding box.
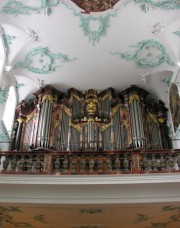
[37,97,53,148]
[129,96,145,148]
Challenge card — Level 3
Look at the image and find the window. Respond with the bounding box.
[2,86,17,137]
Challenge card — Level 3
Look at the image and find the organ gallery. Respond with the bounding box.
[12,85,172,152]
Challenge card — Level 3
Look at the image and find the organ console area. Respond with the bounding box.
[12,85,172,152]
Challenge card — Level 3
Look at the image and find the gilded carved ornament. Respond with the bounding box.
[42,94,54,104]
[70,120,80,132]
[148,112,158,123]
[101,93,110,101]
[101,122,111,132]
[17,117,25,123]
[54,120,59,128]
[158,117,165,123]
[121,120,128,128]
[73,93,82,102]
[129,94,140,104]
[86,101,97,114]
[63,106,71,116]
[25,112,34,123]
[112,104,120,115]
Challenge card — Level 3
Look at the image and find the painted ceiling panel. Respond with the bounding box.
[0,202,180,228]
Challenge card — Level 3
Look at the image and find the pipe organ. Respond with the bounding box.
[12,85,172,151]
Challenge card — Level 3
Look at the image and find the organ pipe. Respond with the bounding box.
[13,85,172,152]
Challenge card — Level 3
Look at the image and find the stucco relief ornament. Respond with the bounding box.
[173,30,180,38]
[111,39,175,68]
[61,0,127,44]
[1,0,60,16]
[151,21,166,38]
[14,47,77,74]
[134,0,180,12]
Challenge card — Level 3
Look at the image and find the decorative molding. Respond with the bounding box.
[111,39,175,68]
[79,15,113,45]
[2,34,16,53]
[173,30,180,38]
[141,73,151,83]
[1,1,128,44]
[14,47,77,74]
[134,0,180,12]
[1,0,60,16]
[25,27,38,42]
[161,73,173,87]
[0,174,180,204]
[151,21,166,38]
[0,86,9,104]
[61,1,128,44]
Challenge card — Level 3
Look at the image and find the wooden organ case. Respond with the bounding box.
[12,85,172,152]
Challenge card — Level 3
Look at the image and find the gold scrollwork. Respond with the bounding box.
[112,104,120,115]
[70,120,80,132]
[129,94,140,104]
[42,94,54,104]
[121,120,128,128]
[158,117,165,123]
[86,101,96,114]
[101,122,111,132]
[63,106,71,116]
[54,120,59,128]
[73,93,81,102]
[25,112,33,123]
[101,93,110,101]
[17,117,25,123]
[149,112,158,123]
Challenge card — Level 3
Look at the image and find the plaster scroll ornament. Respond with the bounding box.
[111,39,175,68]
[14,47,77,74]
[151,21,166,38]
[1,0,60,16]
[173,30,180,37]
[134,0,180,12]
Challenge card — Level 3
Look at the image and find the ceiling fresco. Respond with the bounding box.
[0,202,180,228]
[70,0,121,13]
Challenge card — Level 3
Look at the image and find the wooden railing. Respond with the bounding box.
[0,149,180,175]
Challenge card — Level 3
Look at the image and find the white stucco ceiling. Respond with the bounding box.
[0,0,179,104]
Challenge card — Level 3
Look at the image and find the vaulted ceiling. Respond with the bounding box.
[0,0,180,104]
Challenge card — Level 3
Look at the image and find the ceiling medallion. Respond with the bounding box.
[71,0,121,13]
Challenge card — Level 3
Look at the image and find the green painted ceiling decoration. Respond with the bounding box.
[2,33,16,54]
[79,14,114,45]
[111,39,175,68]
[14,47,77,74]
[61,1,125,44]
[161,73,173,87]
[134,0,180,12]
[0,1,127,44]
[133,214,149,223]
[0,86,9,104]
[1,0,60,16]
[173,30,180,37]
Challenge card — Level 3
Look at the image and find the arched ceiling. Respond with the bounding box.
[0,0,179,104]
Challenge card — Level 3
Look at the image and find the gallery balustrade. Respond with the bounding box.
[0,147,180,175]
